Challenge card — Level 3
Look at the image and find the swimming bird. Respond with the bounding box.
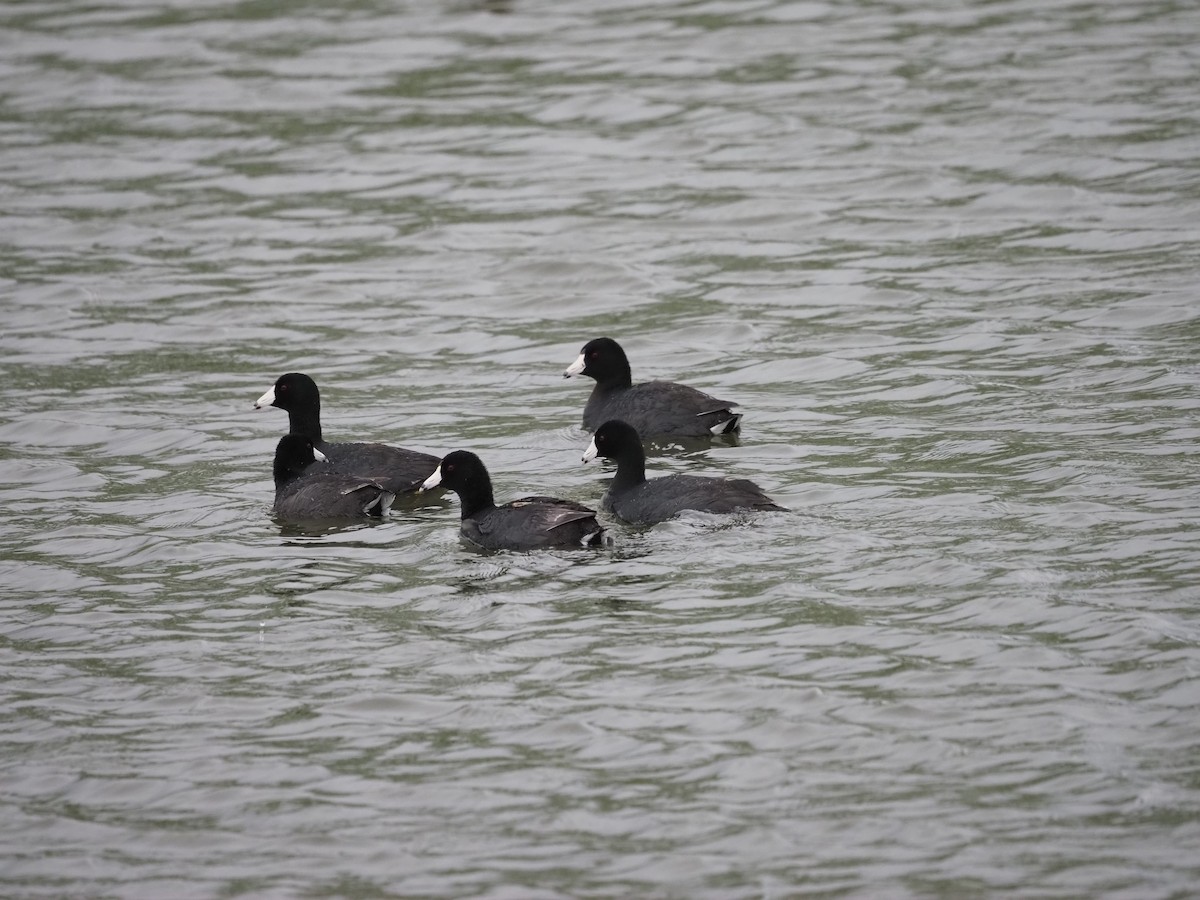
[582,419,784,525]
[421,450,605,551]
[563,336,742,439]
[273,433,395,520]
[255,372,438,493]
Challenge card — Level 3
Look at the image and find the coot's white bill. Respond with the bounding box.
[420,465,442,491]
[563,353,585,378]
[254,386,275,409]
[582,438,598,463]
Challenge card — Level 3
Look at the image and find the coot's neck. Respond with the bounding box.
[273,456,303,490]
[455,474,497,520]
[610,442,647,492]
[591,360,632,392]
[287,405,323,443]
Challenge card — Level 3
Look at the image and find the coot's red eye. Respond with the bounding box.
[588,350,598,359]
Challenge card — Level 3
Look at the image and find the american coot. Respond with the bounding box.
[273,434,396,520]
[582,419,784,526]
[421,450,605,551]
[255,372,438,494]
[563,337,742,439]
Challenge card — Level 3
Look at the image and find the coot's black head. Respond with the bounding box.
[421,450,495,516]
[256,372,320,413]
[563,337,632,387]
[273,433,327,484]
[422,449,487,489]
[582,419,644,463]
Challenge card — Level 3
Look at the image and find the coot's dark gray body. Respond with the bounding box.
[272,434,395,520]
[564,337,742,439]
[422,450,605,551]
[256,372,438,493]
[583,420,783,526]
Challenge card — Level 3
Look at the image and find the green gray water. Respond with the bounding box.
[2,1,1199,897]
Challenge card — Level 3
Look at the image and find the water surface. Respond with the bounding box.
[2,0,1199,896]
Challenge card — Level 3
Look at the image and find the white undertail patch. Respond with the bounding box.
[707,412,743,435]
[580,526,604,546]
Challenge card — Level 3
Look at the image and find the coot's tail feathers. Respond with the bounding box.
[723,478,786,512]
[335,481,396,517]
[708,411,743,435]
[580,526,607,547]
[365,491,396,517]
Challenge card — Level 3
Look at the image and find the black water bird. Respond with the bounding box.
[255,372,438,493]
[273,434,395,520]
[563,337,742,439]
[421,450,605,551]
[582,420,784,525]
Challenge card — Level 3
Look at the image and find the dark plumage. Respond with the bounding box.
[563,337,742,438]
[272,434,395,520]
[582,420,784,525]
[255,372,438,494]
[420,450,605,551]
